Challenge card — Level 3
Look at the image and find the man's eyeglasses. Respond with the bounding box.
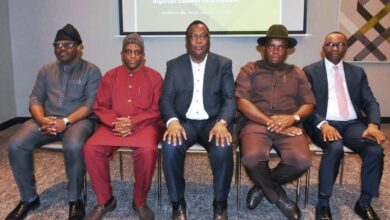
[188,33,209,41]
[53,42,77,49]
[324,42,348,48]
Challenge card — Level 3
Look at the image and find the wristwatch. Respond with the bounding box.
[293,114,300,122]
[63,118,72,128]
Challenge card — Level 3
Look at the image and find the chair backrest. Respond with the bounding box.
[309,143,322,152]
[156,143,208,153]
[343,146,353,153]
[308,143,354,153]
[188,144,207,153]
[40,141,63,152]
[117,147,134,152]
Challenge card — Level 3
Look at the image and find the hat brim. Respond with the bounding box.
[257,36,297,48]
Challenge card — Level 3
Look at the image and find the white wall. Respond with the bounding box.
[4,0,390,120]
[0,0,16,122]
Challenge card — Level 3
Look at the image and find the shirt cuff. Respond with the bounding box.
[317,120,328,129]
[166,117,179,127]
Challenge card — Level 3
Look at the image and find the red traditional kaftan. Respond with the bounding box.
[86,65,164,148]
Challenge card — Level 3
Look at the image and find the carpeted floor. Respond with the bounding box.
[0,124,389,220]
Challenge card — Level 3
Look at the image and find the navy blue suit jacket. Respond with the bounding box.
[302,60,380,135]
[159,52,236,124]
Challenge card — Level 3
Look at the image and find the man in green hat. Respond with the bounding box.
[235,24,315,220]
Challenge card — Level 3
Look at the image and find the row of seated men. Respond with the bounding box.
[5,21,386,220]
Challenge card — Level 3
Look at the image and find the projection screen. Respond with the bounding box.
[119,0,307,36]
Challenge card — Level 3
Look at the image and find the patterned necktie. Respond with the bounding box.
[333,65,349,119]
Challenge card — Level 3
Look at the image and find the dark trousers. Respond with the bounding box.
[8,118,95,202]
[310,119,384,197]
[162,119,234,203]
[239,123,311,202]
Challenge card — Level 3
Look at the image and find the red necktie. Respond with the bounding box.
[334,65,349,119]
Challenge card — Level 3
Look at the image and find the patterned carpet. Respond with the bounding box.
[0,124,389,220]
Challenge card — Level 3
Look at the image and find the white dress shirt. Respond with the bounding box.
[317,59,357,128]
[185,54,209,120]
[166,54,209,127]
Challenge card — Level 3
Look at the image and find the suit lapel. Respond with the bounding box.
[183,55,194,92]
[317,60,329,109]
[203,53,216,96]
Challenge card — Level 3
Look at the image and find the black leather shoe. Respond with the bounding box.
[69,199,85,220]
[354,201,380,220]
[213,200,228,220]
[246,185,264,210]
[132,202,155,220]
[172,200,187,220]
[5,196,40,220]
[315,205,332,220]
[274,190,301,220]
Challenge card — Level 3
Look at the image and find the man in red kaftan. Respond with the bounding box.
[84,33,164,220]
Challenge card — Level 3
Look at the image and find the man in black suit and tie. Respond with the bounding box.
[303,32,386,220]
[159,20,235,220]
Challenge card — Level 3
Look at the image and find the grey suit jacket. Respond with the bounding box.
[159,52,236,124]
[302,60,380,135]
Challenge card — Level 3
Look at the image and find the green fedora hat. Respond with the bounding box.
[257,24,297,48]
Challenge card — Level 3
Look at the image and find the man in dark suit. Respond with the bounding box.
[159,20,235,220]
[303,31,386,220]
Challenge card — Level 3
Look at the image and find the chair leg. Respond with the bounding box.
[119,151,124,180]
[158,149,162,204]
[304,168,310,208]
[235,150,241,209]
[83,174,87,207]
[339,157,345,185]
[296,176,301,205]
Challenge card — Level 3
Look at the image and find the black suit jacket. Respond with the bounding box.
[159,52,236,124]
[303,60,380,135]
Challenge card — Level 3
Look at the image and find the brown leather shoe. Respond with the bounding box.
[85,197,116,220]
[132,202,155,220]
[5,196,40,220]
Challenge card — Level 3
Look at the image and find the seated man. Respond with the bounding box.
[83,33,164,220]
[236,24,315,220]
[6,24,102,220]
[159,20,236,220]
[303,31,386,220]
